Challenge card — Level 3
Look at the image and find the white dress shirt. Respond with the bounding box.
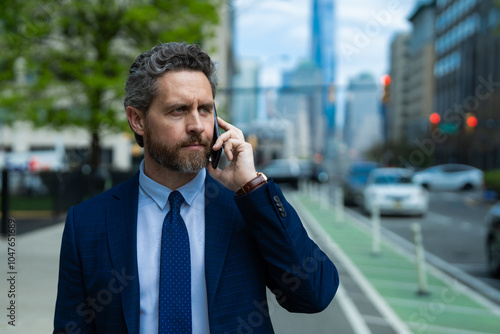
[137,161,209,333]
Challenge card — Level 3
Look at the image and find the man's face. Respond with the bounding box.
[143,70,214,174]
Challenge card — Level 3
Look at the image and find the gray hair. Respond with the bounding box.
[124,42,218,147]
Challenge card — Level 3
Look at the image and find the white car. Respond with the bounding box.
[261,159,301,188]
[412,164,483,191]
[363,168,429,216]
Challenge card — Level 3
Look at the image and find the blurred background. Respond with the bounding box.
[3,0,500,221]
[1,0,500,332]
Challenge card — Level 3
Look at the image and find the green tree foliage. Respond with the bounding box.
[0,0,221,168]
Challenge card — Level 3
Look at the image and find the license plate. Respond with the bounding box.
[394,200,402,209]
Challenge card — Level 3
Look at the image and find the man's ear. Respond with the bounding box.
[126,106,145,136]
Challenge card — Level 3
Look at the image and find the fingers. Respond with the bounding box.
[216,117,237,133]
[222,138,237,161]
[221,138,252,162]
[212,117,245,151]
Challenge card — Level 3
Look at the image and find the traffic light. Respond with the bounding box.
[381,75,391,104]
[465,113,477,134]
[429,112,440,131]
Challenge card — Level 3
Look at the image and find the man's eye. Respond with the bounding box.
[200,107,211,114]
[172,108,184,114]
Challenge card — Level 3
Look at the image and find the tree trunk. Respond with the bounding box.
[90,131,101,171]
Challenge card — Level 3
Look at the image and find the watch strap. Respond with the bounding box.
[236,172,268,197]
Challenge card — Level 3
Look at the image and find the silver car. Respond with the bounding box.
[412,163,483,191]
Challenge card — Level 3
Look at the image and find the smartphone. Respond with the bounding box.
[211,103,222,169]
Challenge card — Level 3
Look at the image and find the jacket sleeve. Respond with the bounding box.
[53,207,96,334]
[234,180,339,313]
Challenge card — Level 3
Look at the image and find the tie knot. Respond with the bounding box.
[168,191,184,212]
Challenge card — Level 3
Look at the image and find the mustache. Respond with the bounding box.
[178,135,211,148]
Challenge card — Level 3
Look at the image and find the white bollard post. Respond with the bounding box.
[299,178,307,195]
[314,183,320,202]
[411,223,430,296]
[321,183,329,210]
[316,182,322,202]
[371,204,381,256]
[335,187,344,223]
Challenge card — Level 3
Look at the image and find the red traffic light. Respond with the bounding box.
[429,113,441,124]
[467,115,478,127]
[381,74,391,86]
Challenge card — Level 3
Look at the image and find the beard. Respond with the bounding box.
[145,129,211,174]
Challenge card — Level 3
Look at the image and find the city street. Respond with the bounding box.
[2,187,500,333]
[348,190,500,303]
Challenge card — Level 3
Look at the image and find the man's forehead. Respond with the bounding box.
[154,70,213,103]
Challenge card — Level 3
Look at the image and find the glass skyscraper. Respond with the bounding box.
[311,0,336,131]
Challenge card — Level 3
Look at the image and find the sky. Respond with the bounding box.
[234,0,418,88]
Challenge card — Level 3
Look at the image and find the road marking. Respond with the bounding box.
[427,213,483,234]
[385,296,492,316]
[458,221,486,236]
[291,196,413,334]
[427,211,453,226]
[336,285,372,334]
[461,221,472,231]
[452,263,489,271]
[363,314,390,327]
[423,324,495,334]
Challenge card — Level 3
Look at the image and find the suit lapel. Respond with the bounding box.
[204,174,235,309]
[106,173,140,334]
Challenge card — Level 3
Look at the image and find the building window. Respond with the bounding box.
[435,51,461,78]
[435,13,480,56]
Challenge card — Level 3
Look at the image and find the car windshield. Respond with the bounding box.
[373,175,412,184]
[441,164,473,173]
[350,165,377,182]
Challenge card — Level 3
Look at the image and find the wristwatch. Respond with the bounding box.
[236,172,268,197]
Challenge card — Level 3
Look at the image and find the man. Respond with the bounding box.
[54,42,339,334]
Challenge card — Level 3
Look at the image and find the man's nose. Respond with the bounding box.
[186,110,204,134]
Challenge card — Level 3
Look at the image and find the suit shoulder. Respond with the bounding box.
[72,172,139,212]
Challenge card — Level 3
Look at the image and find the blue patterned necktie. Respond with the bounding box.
[159,191,192,333]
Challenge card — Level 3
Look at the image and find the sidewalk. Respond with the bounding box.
[290,191,500,334]
[0,221,63,333]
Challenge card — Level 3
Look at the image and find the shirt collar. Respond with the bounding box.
[138,160,206,210]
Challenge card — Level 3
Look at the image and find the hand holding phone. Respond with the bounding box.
[207,114,258,192]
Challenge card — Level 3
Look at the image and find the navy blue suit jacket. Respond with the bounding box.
[54,172,339,333]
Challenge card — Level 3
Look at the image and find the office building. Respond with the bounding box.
[279,62,325,159]
[311,0,337,131]
[231,58,260,127]
[405,0,437,142]
[387,33,411,143]
[343,73,383,159]
[434,0,500,168]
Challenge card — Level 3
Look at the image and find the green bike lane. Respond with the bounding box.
[290,192,500,334]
